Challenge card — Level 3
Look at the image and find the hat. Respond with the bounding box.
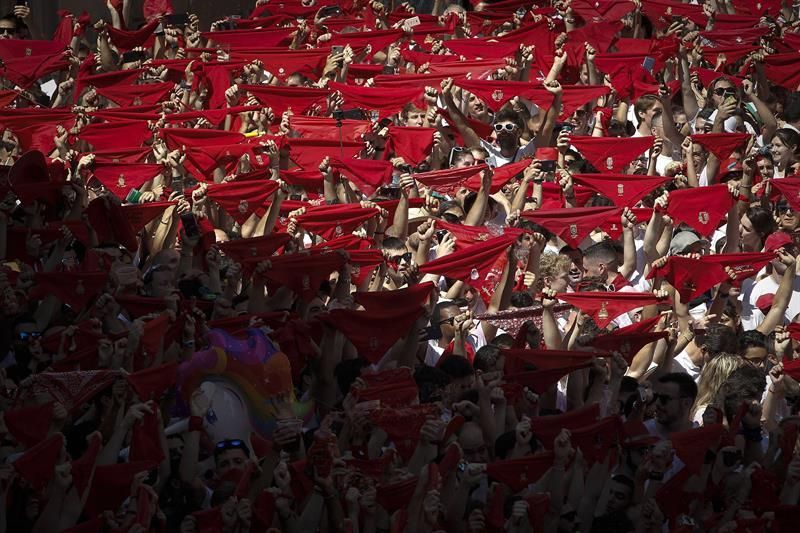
[756,293,775,314]
[330,157,394,197]
[419,233,518,304]
[557,291,665,328]
[718,158,744,181]
[765,231,793,253]
[669,231,708,255]
[664,183,734,237]
[572,173,672,207]
[522,206,621,248]
[570,135,655,173]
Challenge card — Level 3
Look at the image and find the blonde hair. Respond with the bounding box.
[691,352,745,420]
[536,253,572,290]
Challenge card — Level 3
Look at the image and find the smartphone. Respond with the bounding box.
[172,177,184,195]
[217,20,236,30]
[435,229,448,243]
[561,123,573,133]
[331,45,344,55]
[165,13,189,26]
[642,56,656,74]
[181,212,200,239]
[121,50,148,63]
[540,160,556,172]
[319,5,342,17]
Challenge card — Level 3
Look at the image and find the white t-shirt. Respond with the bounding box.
[480,138,537,168]
[744,274,800,331]
[672,350,702,382]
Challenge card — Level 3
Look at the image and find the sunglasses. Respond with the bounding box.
[388,252,412,264]
[493,122,518,133]
[438,316,457,326]
[713,87,736,96]
[18,331,42,341]
[215,439,250,455]
[442,212,464,224]
[0,28,14,36]
[653,393,685,404]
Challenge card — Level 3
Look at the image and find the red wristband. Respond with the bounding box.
[188,415,204,432]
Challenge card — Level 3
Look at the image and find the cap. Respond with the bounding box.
[718,157,743,181]
[669,231,708,255]
[765,231,793,253]
[755,293,774,314]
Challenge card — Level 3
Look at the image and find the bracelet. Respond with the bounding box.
[188,415,204,432]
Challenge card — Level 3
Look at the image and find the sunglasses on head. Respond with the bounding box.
[714,87,736,96]
[215,439,250,455]
[493,122,517,133]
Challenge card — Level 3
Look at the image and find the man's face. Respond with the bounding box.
[757,157,774,179]
[494,120,520,148]
[581,256,604,278]
[547,267,571,293]
[743,346,768,368]
[653,382,688,427]
[467,93,485,115]
[405,110,426,127]
[459,423,489,463]
[605,480,632,513]
[640,102,662,127]
[436,304,460,340]
[0,20,16,40]
[215,448,248,477]
[149,269,176,298]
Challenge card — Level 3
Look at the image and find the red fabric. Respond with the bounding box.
[143,0,174,19]
[664,183,734,237]
[206,179,279,224]
[160,127,245,150]
[506,361,593,393]
[121,201,175,233]
[259,250,347,302]
[413,164,487,195]
[91,162,163,199]
[570,135,655,173]
[294,204,380,240]
[33,272,108,310]
[91,146,152,164]
[240,84,328,116]
[599,207,653,240]
[529,404,601,448]
[486,452,555,492]
[328,29,404,57]
[183,143,261,180]
[345,249,385,286]
[286,137,364,170]
[437,107,495,143]
[330,157,394,196]
[329,81,425,118]
[436,221,523,251]
[17,370,120,416]
[3,402,53,448]
[388,126,436,166]
[571,173,671,207]
[670,423,724,474]
[353,380,419,408]
[699,26,770,46]
[641,0,707,29]
[690,133,751,160]
[218,233,292,265]
[12,433,64,491]
[0,39,66,59]
[126,361,178,401]
[70,432,101,496]
[138,312,172,358]
[280,168,323,191]
[769,177,800,212]
[85,461,158,518]
[560,85,613,119]
[502,348,603,373]
[699,44,759,66]
[319,304,427,363]
[95,82,174,107]
[571,0,636,23]
[370,404,439,460]
[570,416,623,464]
[230,48,329,82]
[163,105,261,128]
[290,115,371,142]
[130,408,165,463]
[445,38,520,59]
[354,281,435,312]
[376,476,418,512]
[557,291,663,328]
[456,79,553,112]
[419,233,517,303]
[593,330,668,363]
[1,52,70,89]
[465,159,533,193]
[0,109,74,153]
[521,206,621,248]
[690,67,744,89]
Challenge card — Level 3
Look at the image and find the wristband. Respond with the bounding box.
[188,415,204,432]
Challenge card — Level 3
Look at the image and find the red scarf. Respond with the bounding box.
[521,206,621,248]
[239,83,328,116]
[571,173,671,207]
[206,179,279,225]
[387,125,436,166]
[294,204,380,240]
[330,157,394,196]
[12,433,64,491]
[690,132,751,160]
[91,162,163,199]
[557,291,663,328]
[570,135,655,173]
[95,82,174,107]
[120,201,175,233]
[486,453,556,492]
[664,183,734,237]
[412,164,487,195]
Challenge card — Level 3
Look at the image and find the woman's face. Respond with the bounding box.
[771,135,796,167]
[720,312,738,330]
[739,214,763,252]
[452,153,475,169]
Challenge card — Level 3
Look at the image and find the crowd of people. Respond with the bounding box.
[5,0,800,531]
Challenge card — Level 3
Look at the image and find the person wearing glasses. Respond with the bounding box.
[645,372,698,439]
